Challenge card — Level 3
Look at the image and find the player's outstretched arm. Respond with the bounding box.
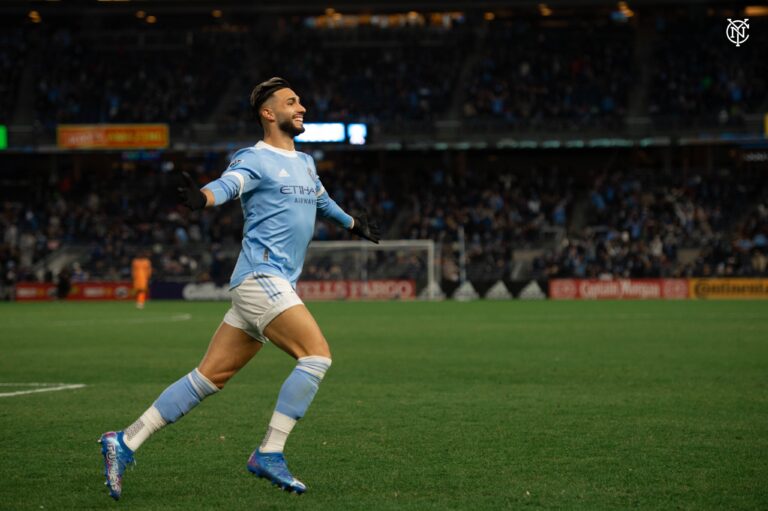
[177,172,214,210]
[349,212,381,244]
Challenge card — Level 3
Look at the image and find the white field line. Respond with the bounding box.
[0,382,78,386]
[3,313,193,329]
[49,313,193,327]
[0,383,87,398]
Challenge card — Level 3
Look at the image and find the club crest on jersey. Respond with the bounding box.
[228,159,243,169]
[306,166,315,179]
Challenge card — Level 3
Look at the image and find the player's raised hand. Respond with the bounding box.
[177,171,207,210]
[350,212,381,244]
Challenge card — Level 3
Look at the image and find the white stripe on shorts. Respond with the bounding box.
[223,275,303,343]
[255,274,281,301]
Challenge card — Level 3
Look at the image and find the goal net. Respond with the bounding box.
[300,240,440,300]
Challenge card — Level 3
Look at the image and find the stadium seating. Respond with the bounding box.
[35,27,246,128]
[2,155,766,290]
[533,168,768,278]
[463,20,633,130]
[0,30,27,123]
[648,17,767,127]
[2,10,766,294]
[9,14,763,133]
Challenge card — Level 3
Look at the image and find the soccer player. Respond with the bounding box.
[99,77,380,499]
[131,252,152,309]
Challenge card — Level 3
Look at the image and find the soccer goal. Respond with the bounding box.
[301,239,441,300]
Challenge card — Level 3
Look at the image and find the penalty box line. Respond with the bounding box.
[0,383,87,398]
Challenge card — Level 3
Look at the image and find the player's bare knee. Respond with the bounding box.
[198,367,231,389]
[304,349,331,359]
[307,336,331,358]
[213,370,237,389]
[312,345,331,359]
[211,379,228,390]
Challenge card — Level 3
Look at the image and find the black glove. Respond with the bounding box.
[350,212,381,244]
[177,172,207,211]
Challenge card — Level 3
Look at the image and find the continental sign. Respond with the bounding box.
[57,124,169,149]
[689,278,768,299]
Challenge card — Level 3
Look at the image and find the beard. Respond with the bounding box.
[278,117,305,137]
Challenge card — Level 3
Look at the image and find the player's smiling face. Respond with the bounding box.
[270,88,306,137]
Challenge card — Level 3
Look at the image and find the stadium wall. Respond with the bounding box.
[13,278,768,301]
[15,281,132,301]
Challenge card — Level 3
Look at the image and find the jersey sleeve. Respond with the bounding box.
[202,148,262,206]
[308,156,353,229]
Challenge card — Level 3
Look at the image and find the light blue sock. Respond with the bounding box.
[259,356,332,453]
[153,368,219,424]
[275,356,332,420]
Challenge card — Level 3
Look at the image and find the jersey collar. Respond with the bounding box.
[255,140,299,158]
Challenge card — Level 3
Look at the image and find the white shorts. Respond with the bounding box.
[223,274,304,343]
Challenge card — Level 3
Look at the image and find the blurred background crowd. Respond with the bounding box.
[1,11,763,132]
[2,152,766,290]
[1,5,766,294]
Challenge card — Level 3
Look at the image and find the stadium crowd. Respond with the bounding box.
[648,17,767,127]
[35,28,246,129]
[463,20,633,130]
[532,168,768,278]
[29,21,467,132]
[2,10,766,298]
[1,155,579,289]
[0,29,27,123]
[227,23,469,127]
[2,13,761,132]
[2,156,766,300]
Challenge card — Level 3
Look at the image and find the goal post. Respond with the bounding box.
[302,239,441,300]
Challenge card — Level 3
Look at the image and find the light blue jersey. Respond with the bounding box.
[203,141,353,289]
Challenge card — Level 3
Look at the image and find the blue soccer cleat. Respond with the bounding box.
[247,450,307,494]
[98,431,135,500]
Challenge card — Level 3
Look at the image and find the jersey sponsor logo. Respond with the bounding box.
[280,185,316,196]
[280,185,316,205]
[228,159,243,168]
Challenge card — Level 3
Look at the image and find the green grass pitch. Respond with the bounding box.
[0,300,766,510]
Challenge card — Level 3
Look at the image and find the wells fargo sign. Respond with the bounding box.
[689,278,768,299]
[297,280,416,300]
[57,124,169,149]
